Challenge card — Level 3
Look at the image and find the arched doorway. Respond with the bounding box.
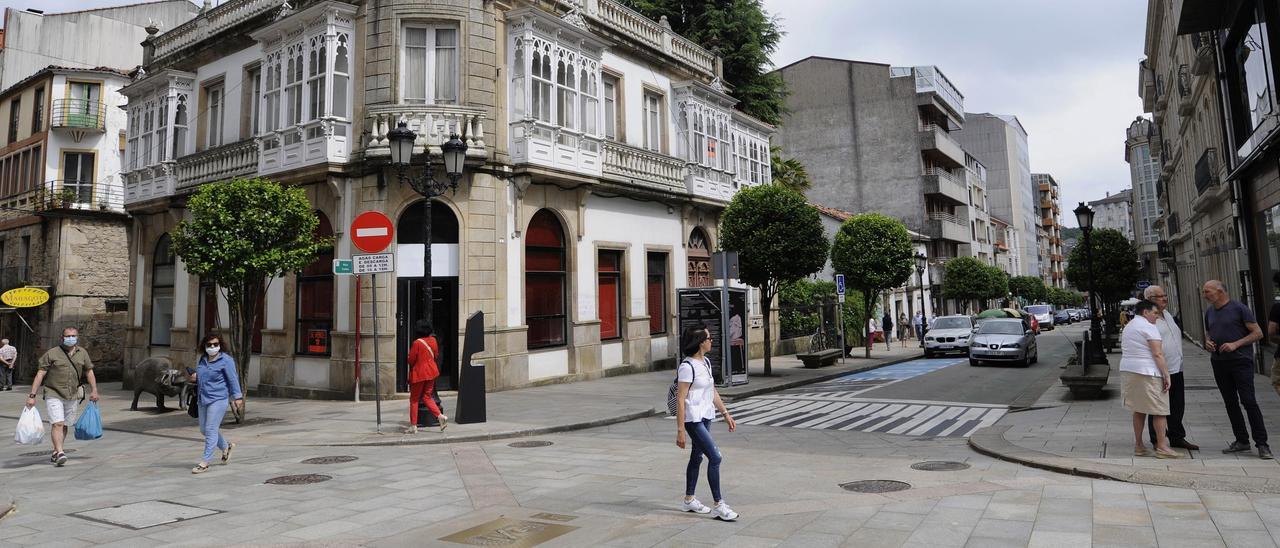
[395,200,460,392]
[687,227,712,287]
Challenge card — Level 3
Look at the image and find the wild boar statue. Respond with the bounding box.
[130,356,186,411]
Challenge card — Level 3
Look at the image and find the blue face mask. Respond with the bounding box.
[63,336,77,347]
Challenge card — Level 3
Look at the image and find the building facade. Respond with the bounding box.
[1143,0,1242,348]
[773,58,974,264]
[119,0,774,398]
[1088,190,1135,241]
[991,215,1017,275]
[962,153,996,266]
[954,113,1038,277]
[1032,173,1065,287]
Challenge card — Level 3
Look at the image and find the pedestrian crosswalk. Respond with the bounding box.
[724,396,1006,438]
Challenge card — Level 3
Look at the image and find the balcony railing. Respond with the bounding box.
[1195,148,1218,195]
[365,105,487,159]
[922,167,967,203]
[50,99,106,131]
[150,0,280,63]
[601,140,685,194]
[176,139,259,190]
[1167,213,1181,236]
[919,124,965,168]
[3,180,128,214]
[586,0,716,76]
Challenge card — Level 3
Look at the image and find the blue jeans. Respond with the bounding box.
[199,398,230,462]
[684,419,722,502]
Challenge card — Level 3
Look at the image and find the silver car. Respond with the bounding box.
[923,315,974,357]
[969,318,1038,367]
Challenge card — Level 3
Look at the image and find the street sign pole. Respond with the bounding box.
[371,272,382,432]
[836,274,847,361]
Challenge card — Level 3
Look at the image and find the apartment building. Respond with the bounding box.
[1123,117,1163,290]
[1142,0,1242,348]
[1088,190,1135,240]
[120,0,773,398]
[1032,173,1065,288]
[962,154,996,267]
[991,215,1017,275]
[954,113,1038,277]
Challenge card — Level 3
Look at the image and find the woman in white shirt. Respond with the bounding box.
[675,324,739,521]
[1120,300,1181,458]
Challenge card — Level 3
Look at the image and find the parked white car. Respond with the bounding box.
[923,315,975,358]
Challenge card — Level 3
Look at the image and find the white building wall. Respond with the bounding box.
[189,45,262,151]
[600,52,676,151]
[574,194,685,327]
[44,73,130,210]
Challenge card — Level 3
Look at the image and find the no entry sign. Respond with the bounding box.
[350,211,395,253]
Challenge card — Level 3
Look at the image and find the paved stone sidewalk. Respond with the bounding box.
[976,338,1280,490]
[0,346,919,447]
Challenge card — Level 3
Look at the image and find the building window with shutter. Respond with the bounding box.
[598,250,623,340]
[647,252,667,335]
[526,210,568,348]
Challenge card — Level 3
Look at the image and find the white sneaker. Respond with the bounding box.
[713,502,738,521]
[681,498,711,514]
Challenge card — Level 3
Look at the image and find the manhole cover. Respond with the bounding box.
[839,480,911,493]
[20,449,75,457]
[71,500,220,530]
[264,474,332,485]
[301,456,359,465]
[508,440,554,448]
[911,461,971,471]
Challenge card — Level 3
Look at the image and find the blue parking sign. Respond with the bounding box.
[836,274,845,295]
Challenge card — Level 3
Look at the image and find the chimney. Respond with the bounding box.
[141,23,160,68]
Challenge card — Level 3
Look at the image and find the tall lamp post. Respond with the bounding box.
[915,252,928,348]
[1074,202,1107,365]
[387,121,468,326]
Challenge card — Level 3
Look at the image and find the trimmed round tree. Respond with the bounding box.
[830,213,913,358]
[720,184,828,375]
[941,256,989,313]
[1009,275,1047,305]
[1065,228,1140,317]
[171,178,331,399]
[984,265,1010,309]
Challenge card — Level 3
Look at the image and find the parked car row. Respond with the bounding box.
[922,307,1068,367]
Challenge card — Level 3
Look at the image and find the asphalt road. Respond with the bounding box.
[859,321,1085,408]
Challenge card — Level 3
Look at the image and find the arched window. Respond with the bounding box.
[526,210,567,348]
[296,212,335,355]
[687,227,712,288]
[150,234,175,346]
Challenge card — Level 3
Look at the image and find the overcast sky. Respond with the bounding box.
[762,0,1149,228]
[5,1,1144,227]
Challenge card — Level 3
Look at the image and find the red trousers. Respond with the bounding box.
[409,379,442,424]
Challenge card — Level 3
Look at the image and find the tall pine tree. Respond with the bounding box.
[622,0,787,125]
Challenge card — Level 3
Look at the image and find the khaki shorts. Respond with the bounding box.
[1122,372,1169,416]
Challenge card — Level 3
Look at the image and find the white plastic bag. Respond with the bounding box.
[15,406,44,445]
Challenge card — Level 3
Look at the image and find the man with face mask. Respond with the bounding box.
[25,327,98,466]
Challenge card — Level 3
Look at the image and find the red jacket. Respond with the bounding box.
[408,336,440,383]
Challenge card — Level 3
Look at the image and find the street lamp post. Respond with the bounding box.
[387,121,468,327]
[1074,202,1107,365]
[915,252,928,348]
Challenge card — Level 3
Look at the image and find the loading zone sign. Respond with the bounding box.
[354,253,395,274]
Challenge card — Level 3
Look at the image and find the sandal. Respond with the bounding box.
[192,462,210,474]
[221,442,235,464]
[1155,450,1184,459]
[1134,447,1154,457]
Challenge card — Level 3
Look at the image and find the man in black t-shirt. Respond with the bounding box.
[1203,280,1271,459]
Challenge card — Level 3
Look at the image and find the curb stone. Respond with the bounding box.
[722,353,924,402]
[969,424,1280,494]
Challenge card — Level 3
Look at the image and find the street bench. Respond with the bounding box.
[798,348,842,369]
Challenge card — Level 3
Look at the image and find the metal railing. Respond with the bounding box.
[51,99,106,131]
[928,210,965,226]
[1167,213,1181,236]
[1195,148,1218,194]
[9,180,128,213]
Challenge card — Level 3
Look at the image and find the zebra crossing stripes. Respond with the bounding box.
[725,398,1005,438]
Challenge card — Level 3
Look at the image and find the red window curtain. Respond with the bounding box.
[526,210,567,348]
[647,252,667,334]
[598,250,621,340]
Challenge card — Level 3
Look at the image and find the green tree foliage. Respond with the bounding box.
[720,185,828,374]
[941,257,989,312]
[1009,275,1048,304]
[620,0,787,124]
[1064,228,1141,307]
[830,213,913,357]
[770,146,810,193]
[778,279,865,347]
[171,178,331,391]
[1047,286,1084,307]
[984,265,1010,305]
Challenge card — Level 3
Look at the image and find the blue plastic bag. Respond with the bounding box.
[74,401,102,441]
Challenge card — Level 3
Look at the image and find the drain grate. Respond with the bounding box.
[911,461,971,472]
[508,440,554,448]
[301,456,359,465]
[20,449,75,457]
[264,474,332,485]
[839,480,911,493]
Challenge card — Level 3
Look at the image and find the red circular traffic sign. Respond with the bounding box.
[350,211,395,253]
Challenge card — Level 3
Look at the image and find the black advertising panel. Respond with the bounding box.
[677,287,748,387]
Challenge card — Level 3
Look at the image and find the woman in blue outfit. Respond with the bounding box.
[674,324,739,521]
[188,334,244,474]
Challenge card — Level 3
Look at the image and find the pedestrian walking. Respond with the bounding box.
[675,324,738,522]
[405,320,447,434]
[0,337,16,390]
[1202,280,1272,459]
[189,334,244,474]
[1120,300,1181,459]
[881,312,894,351]
[24,327,99,466]
[913,312,923,341]
[898,312,909,348]
[867,317,878,350]
[1143,286,1197,450]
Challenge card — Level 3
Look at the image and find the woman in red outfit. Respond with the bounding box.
[406,320,447,433]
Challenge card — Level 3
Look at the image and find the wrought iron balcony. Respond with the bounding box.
[1195,148,1218,195]
[50,99,106,131]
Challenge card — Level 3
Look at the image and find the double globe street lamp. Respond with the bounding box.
[386,121,468,324]
[1073,201,1107,365]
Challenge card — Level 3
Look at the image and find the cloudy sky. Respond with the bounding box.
[761,0,1150,227]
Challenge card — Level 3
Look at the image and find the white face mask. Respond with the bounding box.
[205,345,220,357]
